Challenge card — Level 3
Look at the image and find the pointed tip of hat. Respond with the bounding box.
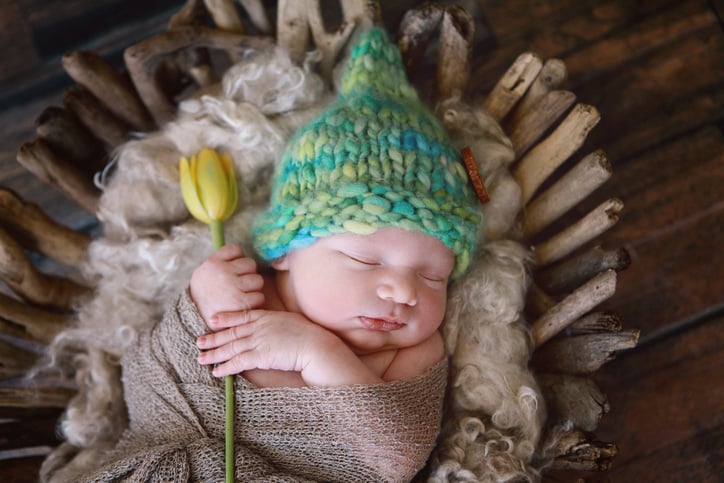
[339,26,418,101]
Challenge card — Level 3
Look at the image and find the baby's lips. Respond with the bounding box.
[359,316,406,331]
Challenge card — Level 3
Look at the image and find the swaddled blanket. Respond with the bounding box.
[82,289,448,482]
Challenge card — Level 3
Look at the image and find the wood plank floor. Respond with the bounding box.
[0,1,722,481]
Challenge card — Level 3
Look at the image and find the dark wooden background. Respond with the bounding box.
[0,0,722,481]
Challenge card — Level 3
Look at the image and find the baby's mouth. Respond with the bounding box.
[359,316,406,332]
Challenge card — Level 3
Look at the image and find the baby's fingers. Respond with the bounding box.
[209,244,244,261]
[197,328,254,364]
[207,305,264,331]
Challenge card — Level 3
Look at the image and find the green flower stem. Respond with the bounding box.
[210,219,225,251]
[209,219,234,483]
[225,374,233,482]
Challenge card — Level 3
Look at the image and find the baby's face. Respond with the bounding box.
[274,227,454,354]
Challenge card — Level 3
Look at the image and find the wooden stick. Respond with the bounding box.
[532,269,617,347]
[0,188,90,266]
[124,26,272,125]
[397,3,443,73]
[0,338,38,374]
[534,198,624,267]
[481,52,542,122]
[523,150,612,240]
[277,0,311,65]
[0,293,71,344]
[550,428,617,472]
[536,245,630,294]
[239,0,273,33]
[0,387,75,409]
[513,103,601,204]
[203,0,244,32]
[539,374,608,432]
[62,51,154,132]
[534,330,639,374]
[63,86,131,148]
[16,139,100,215]
[525,282,557,318]
[569,311,623,334]
[307,0,359,80]
[436,6,473,101]
[508,89,576,160]
[35,107,107,175]
[340,0,380,24]
[0,227,90,310]
[511,58,567,123]
[168,0,207,28]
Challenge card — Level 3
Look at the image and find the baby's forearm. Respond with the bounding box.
[300,335,382,387]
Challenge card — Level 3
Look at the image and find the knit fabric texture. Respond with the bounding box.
[253,26,481,276]
[74,289,448,482]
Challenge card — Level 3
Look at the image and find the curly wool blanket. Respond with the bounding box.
[79,289,448,482]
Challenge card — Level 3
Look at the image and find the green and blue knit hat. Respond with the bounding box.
[252,26,481,277]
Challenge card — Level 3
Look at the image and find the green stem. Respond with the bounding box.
[210,219,234,482]
[225,374,234,482]
[210,219,225,250]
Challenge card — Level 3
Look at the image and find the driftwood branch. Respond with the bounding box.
[239,0,273,33]
[534,198,624,267]
[532,270,618,347]
[508,89,576,160]
[482,52,542,122]
[307,0,359,80]
[436,6,473,100]
[35,107,107,176]
[397,3,443,73]
[539,374,609,432]
[523,150,612,240]
[0,292,71,344]
[276,0,310,64]
[16,138,100,214]
[124,27,273,125]
[569,311,623,334]
[536,245,631,295]
[62,51,154,132]
[0,188,90,266]
[63,86,132,148]
[526,282,557,318]
[534,329,639,374]
[203,0,245,32]
[0,387,75,409]
[511,58,567,123]
[513,103,601,204]
[0,338,39,379]
[0,227,90,310]
[550,428,617,472]
[168,0,207,28]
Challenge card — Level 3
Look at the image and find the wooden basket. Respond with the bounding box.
[0,0,637,479]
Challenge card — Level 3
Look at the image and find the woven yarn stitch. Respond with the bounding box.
[253,27,481,276]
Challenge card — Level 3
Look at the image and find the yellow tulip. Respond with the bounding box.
[179,147,239,249]
[178,147,239,483]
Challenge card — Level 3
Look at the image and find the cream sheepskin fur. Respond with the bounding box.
[40,43,545,483]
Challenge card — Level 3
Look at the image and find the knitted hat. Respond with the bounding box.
[253,27,481,276]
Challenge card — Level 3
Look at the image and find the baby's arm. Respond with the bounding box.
[196,310,382,387]
[189,245,265,324]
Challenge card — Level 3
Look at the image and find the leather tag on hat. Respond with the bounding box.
[461,146,490,204]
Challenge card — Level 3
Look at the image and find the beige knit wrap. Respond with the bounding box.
[80,289,448,482]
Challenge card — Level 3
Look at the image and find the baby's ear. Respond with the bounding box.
[271,256,290,271]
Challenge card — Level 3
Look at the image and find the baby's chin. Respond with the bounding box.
[339,328,411,355]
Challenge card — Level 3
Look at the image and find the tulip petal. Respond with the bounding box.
[180,156,211,224]
[197,148,231,221]
[220,153,239,221]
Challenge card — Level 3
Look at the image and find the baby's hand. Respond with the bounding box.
[189,245,265,325]
[196,310,381,387]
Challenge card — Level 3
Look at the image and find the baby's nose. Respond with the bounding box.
[376,272,417,306]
